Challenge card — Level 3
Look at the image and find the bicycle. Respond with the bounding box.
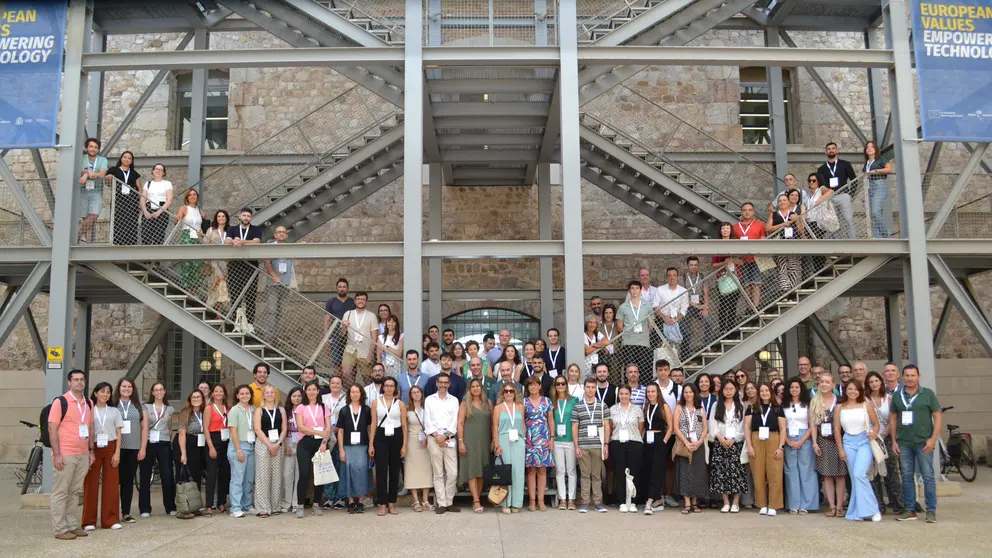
[937,406,977,483]
[16,421,44,495]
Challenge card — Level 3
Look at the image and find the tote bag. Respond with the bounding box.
[312,449,339,485]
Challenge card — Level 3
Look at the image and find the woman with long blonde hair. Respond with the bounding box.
[457,378,493,513]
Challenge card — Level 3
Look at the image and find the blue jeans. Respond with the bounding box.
[843,433,879,520]
[228,441,256,512]
[900,442,937,512]
[868,178,889,238]
[783,430,819,511]
[323,442,342,502]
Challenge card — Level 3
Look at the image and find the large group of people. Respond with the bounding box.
[47,343,942,540]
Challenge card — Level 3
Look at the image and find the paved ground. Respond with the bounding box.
[3,465,992,557]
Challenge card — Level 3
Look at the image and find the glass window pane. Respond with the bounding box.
[444,308,540,354]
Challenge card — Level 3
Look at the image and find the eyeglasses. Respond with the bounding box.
[555,382,567,387]
[808,179,817,183]
[736,374,746,379]
[437,382,450,387]
[503,390,515,394]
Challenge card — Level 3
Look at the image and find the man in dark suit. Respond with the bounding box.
[227,207,264,327]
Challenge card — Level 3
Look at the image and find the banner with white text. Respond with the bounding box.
[0,1,66,149]
[911,0,992,141]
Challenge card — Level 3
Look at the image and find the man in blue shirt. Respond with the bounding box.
[263,226,294,335]
[425,353,466,401]
[322,278,355,371]
[398,350,429,403]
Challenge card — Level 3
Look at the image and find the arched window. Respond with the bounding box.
[444,308,540,351]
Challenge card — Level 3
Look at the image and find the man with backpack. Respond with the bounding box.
[48,369,94,540]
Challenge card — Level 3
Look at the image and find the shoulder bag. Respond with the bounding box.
[175,465,201,516]
[718,272,740,295]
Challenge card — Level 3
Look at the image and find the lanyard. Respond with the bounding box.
[212,404,228,426]
[779,210,791,222]
[549,347,561,368]
[686,407,696,434]
[738,221,753,237]
[194,411,203,432]
[603,322,614,340]
[826,160,838,177]
[760,405,772,427]
[686,274,698,292]
[405,373,419,391]
[702,395,715,417]
[596,385,610,403]
[219,230,227,244]
[414,408,425,430]
[630,300,642,323]
[618,403,632,427]
[150,404,165,429]
[95,406,108,432]
[350,405,362,433]
[379,397,397,424]
[238,225,250,240]
[504,402,517,429]
[353,309,367,331]
[646,403,658,430]
[585,333,597,345]
[121,168,130,185]
[825,395,836,414]
[901,388,919,409]
[305,404,321,428]
[583,399,599,425]
[118,401,131,420]
[865,160,874,173]
[557,400,568,424]
[67,392,87,422]
[264,407,278,429]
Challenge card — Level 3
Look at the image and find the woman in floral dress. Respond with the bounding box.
[524,376,554,511]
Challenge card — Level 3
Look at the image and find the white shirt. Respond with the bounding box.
[784,402,809,432]
[420,359,441,378]
[364,383,382,405]
[656,379,682,413]
[143,179,173,207]
[423,392,460,436]
[655,283,688,319]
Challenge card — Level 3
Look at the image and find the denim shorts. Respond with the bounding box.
[79,188,103,216]
[741,261,760,285]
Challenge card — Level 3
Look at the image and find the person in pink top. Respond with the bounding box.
[48,369,95,541]
[293,380,332,518]
[730,202,767,308]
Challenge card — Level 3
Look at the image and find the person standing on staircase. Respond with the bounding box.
[655,268,688,350]
[340,292,379,385]
[323,278,355,376]
[816,142,858,239]
[262,226,296,337]
[682,256,714,356]
[731,203,766,311]
[616,280,653,383]
[227,208,263,330]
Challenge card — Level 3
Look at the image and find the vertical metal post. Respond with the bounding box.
[72,301,91,371]
[534,0,548,46]
[557,2,586,361]
[187,29,209,190]
[403,0,425,353]
[488,0,495,46]
[428,163,442,329]
[865,28,888,143]
[885,293,903,367]
[86,30,105,139]
[43,0,89,493]
[181,330,196,396]
[427,0,441,46]
[538,164,554,335]
[765,27,788,196]
[885,0,936,386]
[783,327,799,378]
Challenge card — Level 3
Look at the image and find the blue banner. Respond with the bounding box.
[911,0,992,141]
[0,1,66,149]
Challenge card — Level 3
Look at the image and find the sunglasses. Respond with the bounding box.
[555,382,567,387]
[736,375,746,379]
[503,390,515,394]
[808,179,818,183]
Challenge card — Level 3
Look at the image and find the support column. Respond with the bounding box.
[865,29,888,143]
[428,163,442,329]
[187,29,209,189]
[538,164,554,335]
[73,301,91,371]
[181,330,196,396]
[557,2,586,360]
[86,30,105,139]
[885,293,903,367]
[44,0,89,493]
[783,327,799,379]
[885,0,936,383]
[765,27,788,196]
[402,0,424,351]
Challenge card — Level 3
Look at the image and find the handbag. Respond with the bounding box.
[484,454,512,486]
[755,256,777,273]
[672,438,691,463]
[718,273,739,295]
[864,403,888,469]
[815,200,840,232]
[487,485,508,506]
[312,449,339,485]
[740,440,749,465]
[174,465,201,516]
[662,322,683,343]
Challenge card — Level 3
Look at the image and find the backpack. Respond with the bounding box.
[40,396,92,448]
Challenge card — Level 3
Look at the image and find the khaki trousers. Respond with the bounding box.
[578,446,605,507]
[749,433,784,509]
[427,437,457,507]
[51,454,89,535]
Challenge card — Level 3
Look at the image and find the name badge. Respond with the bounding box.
[508,429,519,443]
[758,426,770,441]
[446,439,456,449]
[901,411,913,426]
[618,430,630,443]
[632,324,643,333]
[121,421,131,434]
[418,431,426,442]
[385,426,395,437]
[741,235,749,240]
[689,432,698,443]
[220,428,231,441]
[587,425,598,438]
[350,431,361,445]
[268,429,279,443]
[247,431,256,443]
[725,426,736,439]
[149,430,160,443]
[96,434,108,448]
[85,182,94,191]
[78,424,89,439]
[313,428,323,440]
[829,177,839,188]
[292,432,301,443]
[784,227,794,239]
[189,229,198,239]
[646,431,655,444]
[549,369,558,378]
[788,425,800,437]
[556,424,566,437]
[278,262,287,274]
[121,185,131,195]
[197,433,206,447]
[690,294,700,305]
[821,423,832,437]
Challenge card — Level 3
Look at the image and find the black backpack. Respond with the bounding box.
[40,396,92,448]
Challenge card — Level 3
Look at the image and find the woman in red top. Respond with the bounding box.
[712,222,745,333]
[203,384,230,516]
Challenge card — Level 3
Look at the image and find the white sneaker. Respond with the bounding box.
[168,511,177,516]
[231,510,245,518]
[140,513,150,518]
[246,507,258,515]
[759,507,768,515]
[767,509,777,516]
[871,512,882,523]
[651,501,665,512]
[618,504,628,513]
[83,525,96,531]
[644,507,653,515]
[628,505,637,514]
[110,523,122,530]
[721,504,731,513]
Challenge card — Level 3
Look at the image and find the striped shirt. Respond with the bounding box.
[571,398,607,449]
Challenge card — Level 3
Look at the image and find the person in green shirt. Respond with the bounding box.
[227,384,257,518]
[464,357,494,398]
[550,376,578,510]
[889,365,942,523]
[616,280,654,380]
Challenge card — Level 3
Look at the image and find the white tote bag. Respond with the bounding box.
[312,450,339,485]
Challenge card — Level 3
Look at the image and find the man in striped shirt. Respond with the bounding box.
[624,364,646,406]
[572,377,608,514]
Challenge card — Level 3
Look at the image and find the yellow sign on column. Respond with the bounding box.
[47,347,63,363]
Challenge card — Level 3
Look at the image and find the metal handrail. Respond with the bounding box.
[339,0,405,40]
[576,0,638,40]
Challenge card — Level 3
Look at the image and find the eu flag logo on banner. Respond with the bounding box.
[0,1,67,149]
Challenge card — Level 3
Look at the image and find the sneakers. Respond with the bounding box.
[618,504,628,513]
[333,499,346,510]
[595,505,608,513]
[83,525,96,531]
[651,501,665,512]
[926,511,937,523]
[169,511,178,516]
[871,512,882,523]
[230,510,245,518]
[140,513,151,518]
[577,505,589,514]
[643,506,652,516]
[664,495,679,508]
[246,507,258,515]
[730,504,740,513]
[71,529,88,537]
[111,523,122,530]
[759,507,768,516]
[123,515,136,524]
[721,504,731,513]
[321,501,334,510]
[897,511,918,521]
[313,505,323,517]
[55,532,76,540]
[628,505,637,514]
[296,508,305,519]
[767,509,777,517]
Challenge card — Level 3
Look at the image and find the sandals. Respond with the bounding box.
[836,507,845,518]
[424,502,436,512]
[528,502,536,512]
[473,501,484,514]
[691,505,702,513]
[681,506,691,515]
[825,508,836,517]
[413,502,423,513]
[798,509,809,515]
[257,512,269,519]
[377,506,387,517]
[389,505,399,515]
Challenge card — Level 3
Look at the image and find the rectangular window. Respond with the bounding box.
[174,71,229,150]
[740,67,795,145]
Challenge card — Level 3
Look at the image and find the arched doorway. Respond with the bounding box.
[444,308,540,351]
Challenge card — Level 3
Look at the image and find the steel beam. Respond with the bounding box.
[765,27,789,197]
[428,79,556,94]
[592,0,694,46]
[559,2,586,362]
[100,32,194,155]
[699,256,891,375]
[86,31,106,139]
[187,29,209,189]
[432,103,549,118]
[961,142,992,175]
[24,309,46,363]
[440,150,538,163]
[30,149,56,214]
[0,158,52,246]
[807,314,849,366]
[531,79,561,184]
[125,318,171,380]
[926,143,989,238]
[865,28,888,143]
[538,163,554,336]
[434,116,548,129]
[779,30,869,146]
[783,326,799,378]
[577,46,894,68]
[403,0,424,355]
[81,46,404,71]
[885,292,903,366]
[73,301,91,370]
[929,255,992,358]
[282,0,390,47]
[439,135,543,147]
[428,163,442,330]
[0,263,50,348]
[932,296,951,350]
[886,0,936,379]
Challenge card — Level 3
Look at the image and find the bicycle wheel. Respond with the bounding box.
[21,447,42,495]
[957,442,978,482]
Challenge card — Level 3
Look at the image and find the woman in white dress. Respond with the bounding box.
[203,210,231,311]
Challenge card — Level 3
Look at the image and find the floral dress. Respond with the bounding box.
[524,396,554,467]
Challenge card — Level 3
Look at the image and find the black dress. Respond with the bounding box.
[106,166,142,245]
